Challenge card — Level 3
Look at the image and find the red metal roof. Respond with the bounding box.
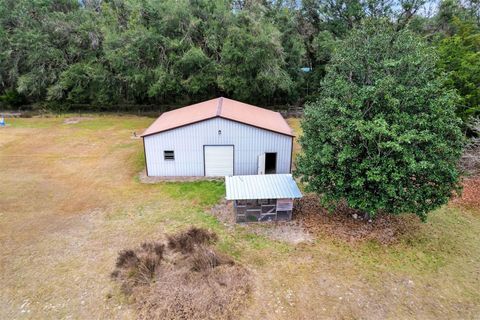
[141,97,293,137]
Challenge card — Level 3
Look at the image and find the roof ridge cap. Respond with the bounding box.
[216,97,223,116]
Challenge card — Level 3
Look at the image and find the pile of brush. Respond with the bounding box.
[111,227,250,320]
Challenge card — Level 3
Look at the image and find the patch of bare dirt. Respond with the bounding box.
[111,227,251,320]
[210,200,313,244]
[293,194,421,245]
[249,222,314,244]
[451,176,480,210]
[210,200,236,225]
[138,170,222,183]
[63,117,93,124]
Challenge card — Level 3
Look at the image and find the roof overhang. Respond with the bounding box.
[140,97,294,138]
[141,115,295,138]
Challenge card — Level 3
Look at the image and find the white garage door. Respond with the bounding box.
[204,145,234,177]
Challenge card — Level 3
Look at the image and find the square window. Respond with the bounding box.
[164,150,174,160]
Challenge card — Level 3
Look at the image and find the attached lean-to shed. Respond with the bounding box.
[225,174,302,222]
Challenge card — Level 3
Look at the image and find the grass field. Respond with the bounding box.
[1,115,479,319]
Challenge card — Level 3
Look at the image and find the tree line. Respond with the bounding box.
[0,0,478,120]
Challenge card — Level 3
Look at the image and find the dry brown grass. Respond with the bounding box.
[136,264,250,320]
[1,115,480,320]
[0,115,164,319]
[189,245,235,272]
[111,228,249,320]
[111,242,165,294]
[167,227,218,254]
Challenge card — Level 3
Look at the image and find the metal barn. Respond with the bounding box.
[225,174,302,222]
[141,97,294,177]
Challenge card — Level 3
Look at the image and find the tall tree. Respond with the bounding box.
[1,0,94,101]
[219,4,294,103]
[437,17,480,120]
[296,20,464,221]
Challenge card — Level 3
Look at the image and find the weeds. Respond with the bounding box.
[167,227,218,253]
[111,242,165,294]
[111,227,251,319]
[189,246,234,272]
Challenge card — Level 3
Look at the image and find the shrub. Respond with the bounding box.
[0,89,26,108]
[296,20,464,221]
[189,246,234,272]
[167,227,218,253]
[110,227,250,319]
[111,241,165,293]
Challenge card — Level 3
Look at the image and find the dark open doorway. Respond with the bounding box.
[265,153,277,174]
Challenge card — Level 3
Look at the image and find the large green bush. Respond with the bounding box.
[296,21,464,221]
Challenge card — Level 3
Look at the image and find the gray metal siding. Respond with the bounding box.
[144,118,292,176]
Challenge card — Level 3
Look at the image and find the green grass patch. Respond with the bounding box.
[216,237,243,259]
[334,206,480,279]
[241,232,271,250]
[128,147,146,175]
[162,180,225,207]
